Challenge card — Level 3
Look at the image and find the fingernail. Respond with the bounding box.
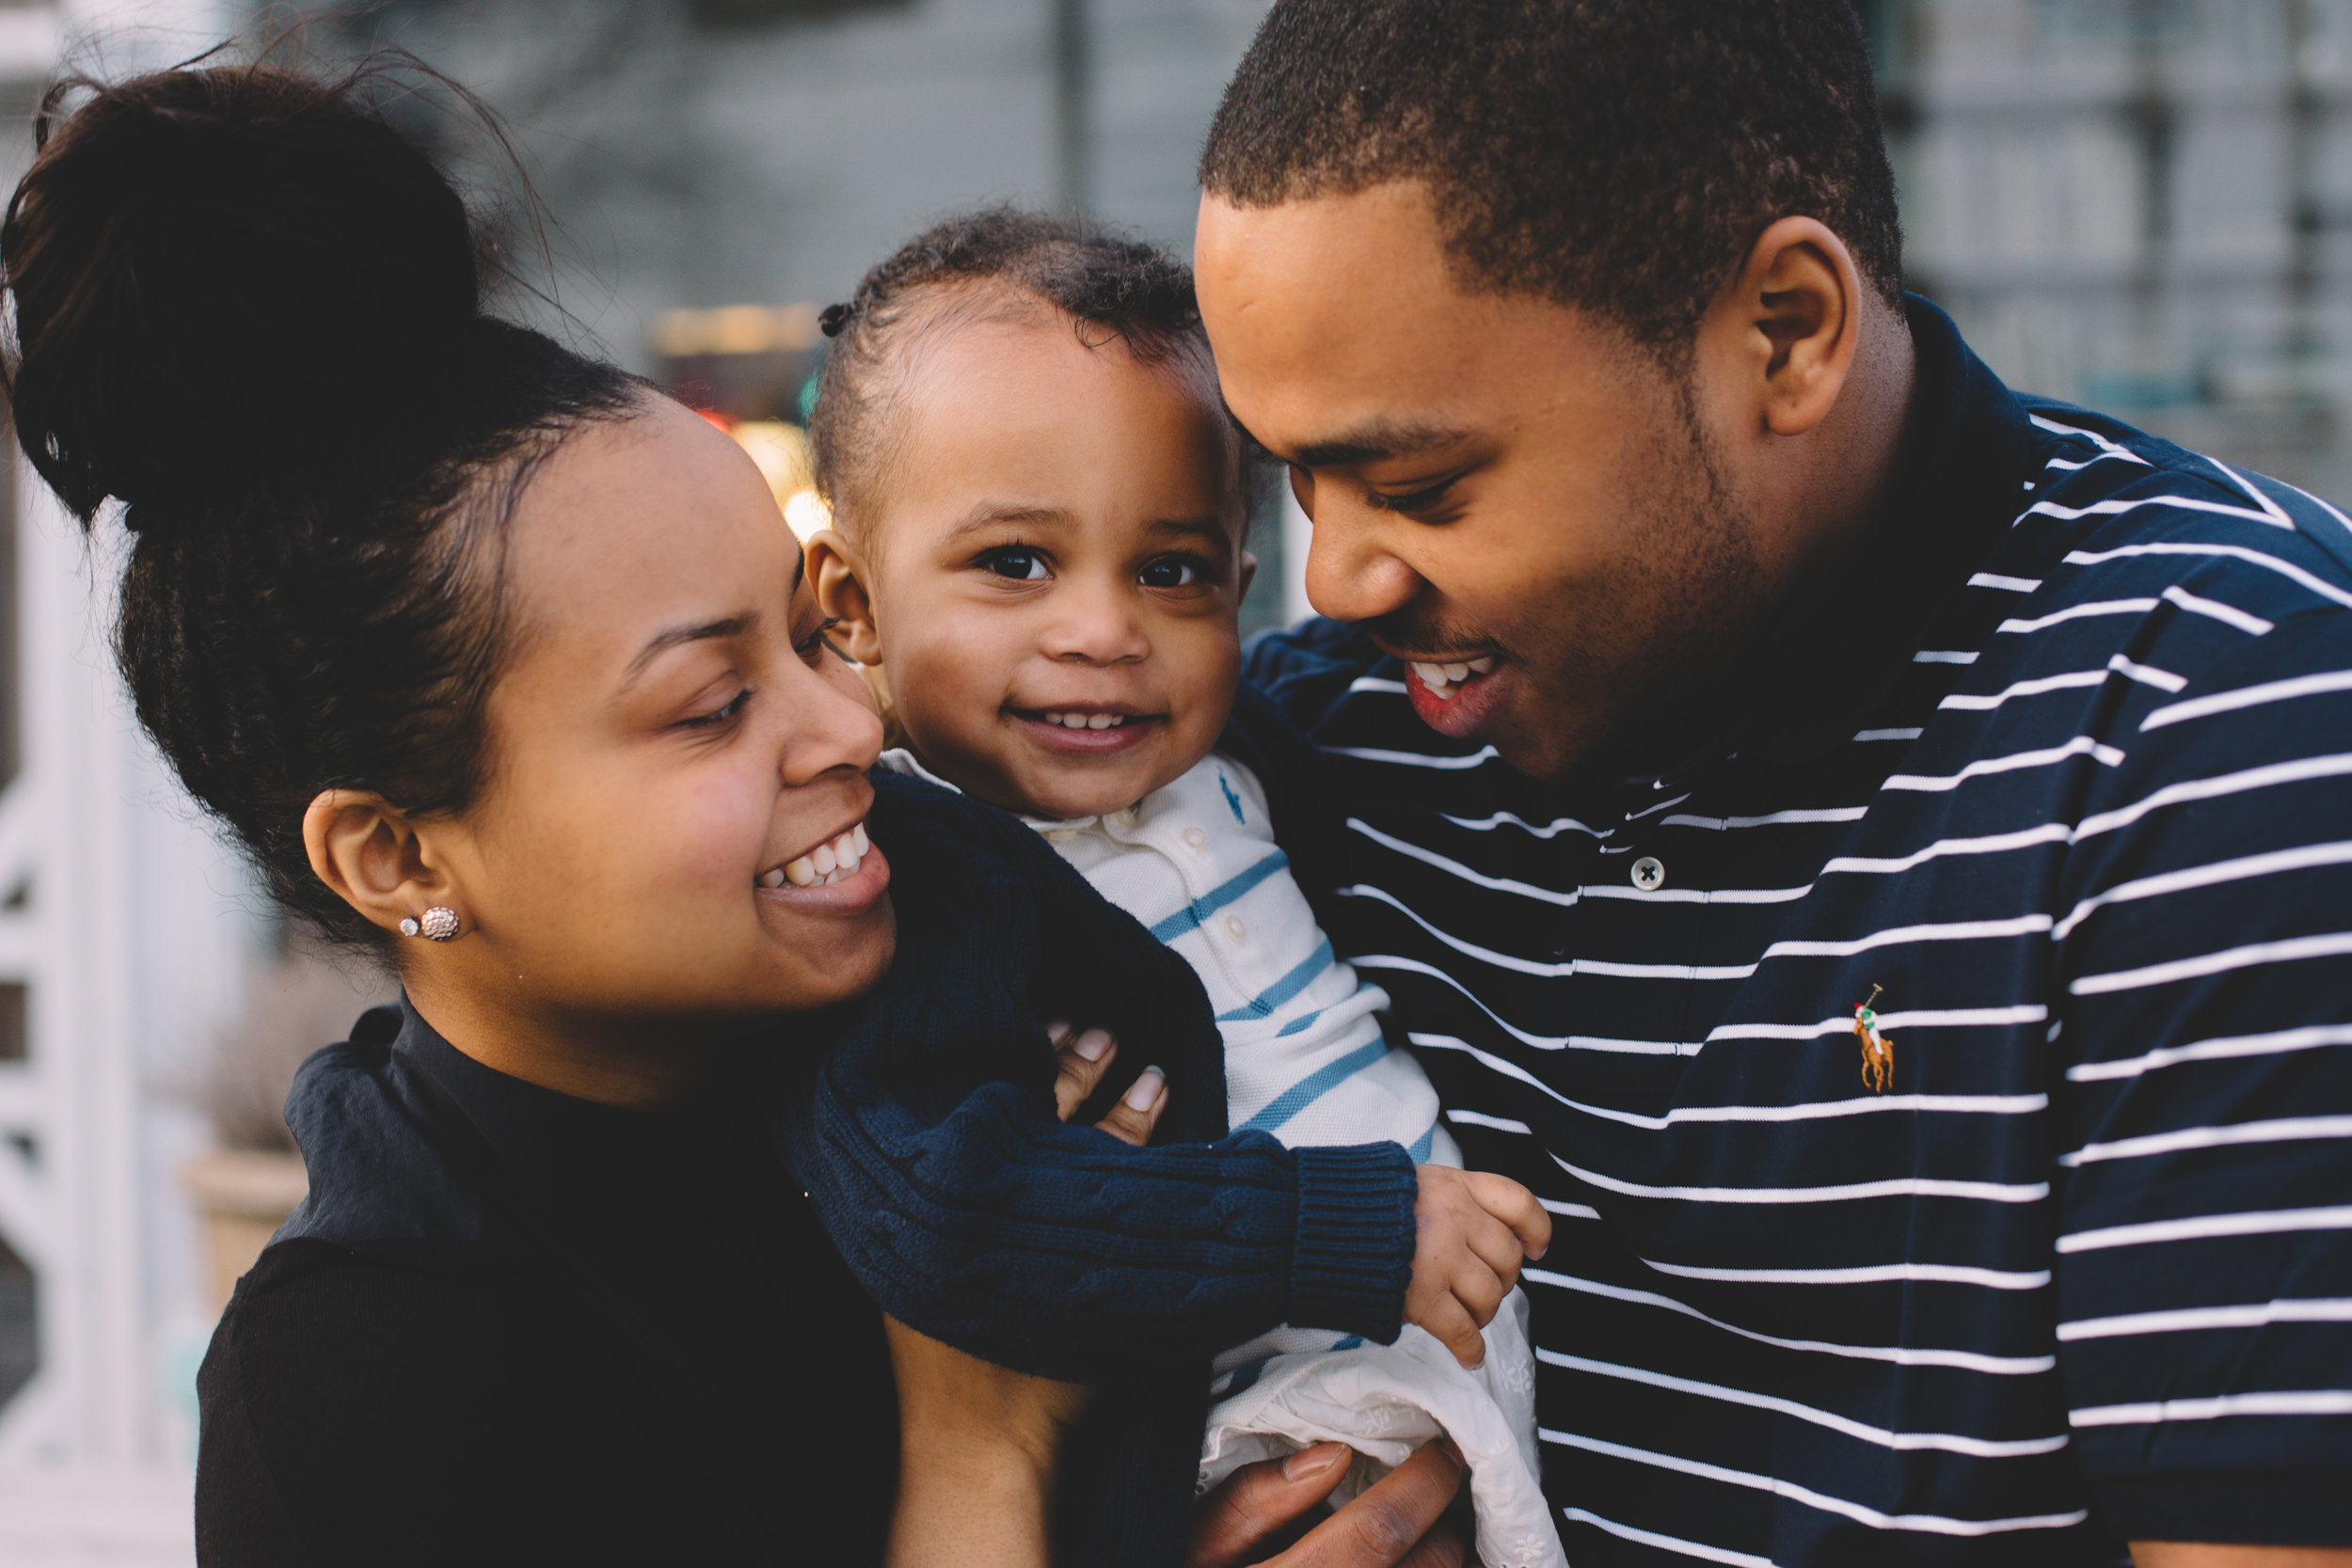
[1530,1243,1548,1260]
[1073,1028,1112,1063]
[1123,1067,1166,1112]
[1045,1021,1073,1048]
[1438,1437,1464,1466]
[1283,1443,1344,1481]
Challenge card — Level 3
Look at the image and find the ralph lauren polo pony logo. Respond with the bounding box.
[1854,985,1894,1094]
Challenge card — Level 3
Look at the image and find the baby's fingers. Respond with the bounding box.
[1418,1291,1486,1370]
[1464,1170,1551,1260]
[1464,1212,1529,1293]
[1091,1065,1167,1148]
[1050,1022,1119,1123]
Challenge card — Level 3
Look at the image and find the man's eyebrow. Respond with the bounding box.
[620,611,760,689]
[1287,419,1473,470]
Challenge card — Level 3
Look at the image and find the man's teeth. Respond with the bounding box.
[1409,657,1496,698]
[1045,711,1129,730]
[762,822,869,890]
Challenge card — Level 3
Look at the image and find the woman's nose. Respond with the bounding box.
[779,651,884,784]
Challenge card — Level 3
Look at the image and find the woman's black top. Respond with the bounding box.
[195,999,896,1566]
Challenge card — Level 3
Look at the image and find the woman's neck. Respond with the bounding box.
[401,975,736,1109]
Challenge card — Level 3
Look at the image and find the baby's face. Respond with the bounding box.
[843,316,1253,820]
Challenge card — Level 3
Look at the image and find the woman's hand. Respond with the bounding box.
[884,1317,1093,1568]
[885,1022,1169,1567]
[1188,1440,1470,1568]
[1048,1020,1168,1147]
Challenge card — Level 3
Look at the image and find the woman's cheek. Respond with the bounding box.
[645,762,774,899]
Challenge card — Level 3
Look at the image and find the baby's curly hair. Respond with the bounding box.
[809,207,1215,542]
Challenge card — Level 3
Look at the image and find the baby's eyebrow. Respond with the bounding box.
[943,503,1073,543]
[1148,515,1238,552]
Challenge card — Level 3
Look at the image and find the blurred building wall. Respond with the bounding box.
[1880,0,2352,503]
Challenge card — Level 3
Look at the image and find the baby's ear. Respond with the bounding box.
[805,527,886,666]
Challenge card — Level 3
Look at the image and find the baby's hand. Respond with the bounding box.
[1406,1164,1550,1369]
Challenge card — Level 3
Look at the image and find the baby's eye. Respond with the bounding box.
[1138,556,1205,589]
[979,547,1051,581]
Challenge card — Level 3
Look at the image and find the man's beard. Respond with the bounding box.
[1371,388,1768,791]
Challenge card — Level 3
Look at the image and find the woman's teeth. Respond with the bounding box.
[1410,656,1496,700]
[1045,711,1129,730]
[760,822,868,890]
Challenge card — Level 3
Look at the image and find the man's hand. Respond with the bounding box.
[1188,1440,1469,1568]
[1408,1165,1550,1368]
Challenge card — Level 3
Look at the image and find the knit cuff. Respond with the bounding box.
[1286,1142,1418,1340]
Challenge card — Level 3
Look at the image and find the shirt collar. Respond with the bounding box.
[875,745,1113,834]
[1633,293,2042,795]
[390,994,740,1211]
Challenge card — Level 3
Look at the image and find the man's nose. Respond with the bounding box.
[1304,505,1425,625]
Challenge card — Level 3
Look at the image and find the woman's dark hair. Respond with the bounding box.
[0,56,647,945]
[809,206,1213,541]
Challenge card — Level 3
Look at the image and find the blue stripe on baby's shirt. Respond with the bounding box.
[1238,1037,1391,1135]
[1215,939,1335,1022]
[1146,849,1289,942]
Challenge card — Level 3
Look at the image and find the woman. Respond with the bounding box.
[0,53,1477,1568]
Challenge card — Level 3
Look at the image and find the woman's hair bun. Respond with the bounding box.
[3,61,484,524]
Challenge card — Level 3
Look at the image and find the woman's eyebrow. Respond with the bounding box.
[620,611,760,689]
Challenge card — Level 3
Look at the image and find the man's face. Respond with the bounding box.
[1196,182,1766,785]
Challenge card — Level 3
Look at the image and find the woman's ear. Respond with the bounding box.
[303,789,457,939]
[806,527,885,666]
[1701,214,1865,439]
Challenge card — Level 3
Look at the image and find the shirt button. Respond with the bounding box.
[1116,805,1140,827]
[1223,915,1247,942]
[1183,827,1209,851]
[1630,856,1666,891]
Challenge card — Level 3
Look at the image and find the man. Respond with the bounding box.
[1188,2,2352,1563]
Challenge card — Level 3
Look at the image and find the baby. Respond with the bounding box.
[805,209,1566,1568]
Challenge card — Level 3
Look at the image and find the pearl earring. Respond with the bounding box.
[400,907,461,942]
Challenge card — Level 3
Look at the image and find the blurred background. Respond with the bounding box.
[3,0,2351,1559]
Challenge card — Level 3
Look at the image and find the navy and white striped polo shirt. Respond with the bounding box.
[1246,299,2352,1564]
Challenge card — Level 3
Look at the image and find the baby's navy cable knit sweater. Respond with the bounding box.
[769,751,1419,1566]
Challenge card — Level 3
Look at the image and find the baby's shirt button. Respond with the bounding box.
[1183,826,1209,851]
[1224,915,1247,942]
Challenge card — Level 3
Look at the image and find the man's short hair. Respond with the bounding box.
[1199,0,1903,362]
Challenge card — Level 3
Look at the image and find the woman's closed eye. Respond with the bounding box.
[679,685,753,730]
[977,546,1051,581]
[794,615,842,669]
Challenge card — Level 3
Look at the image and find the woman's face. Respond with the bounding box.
[430,397,895,1045]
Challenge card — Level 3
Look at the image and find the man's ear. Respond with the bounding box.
[806,527,885,667]
[1702,214,1865,439]
[303,789,460,941]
